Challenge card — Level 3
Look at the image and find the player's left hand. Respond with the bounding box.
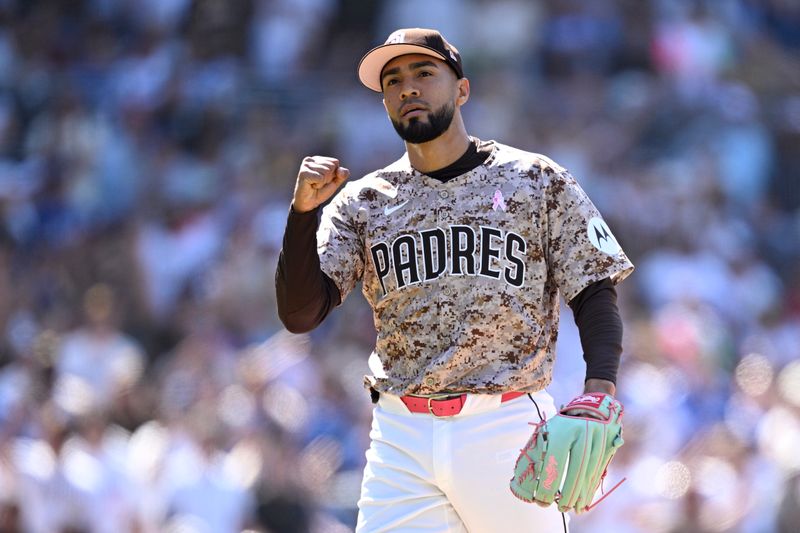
[509,393,624,514]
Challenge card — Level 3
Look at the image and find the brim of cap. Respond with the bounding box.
[358,43,447,92]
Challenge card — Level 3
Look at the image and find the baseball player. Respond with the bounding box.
[276,28,634,532]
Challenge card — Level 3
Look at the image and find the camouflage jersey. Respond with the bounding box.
[317,141,634,396]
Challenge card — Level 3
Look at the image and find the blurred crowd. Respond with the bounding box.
[0,0,798,532]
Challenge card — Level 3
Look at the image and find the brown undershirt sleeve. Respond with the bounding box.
[275,207,341,333]
[568,277,623,385]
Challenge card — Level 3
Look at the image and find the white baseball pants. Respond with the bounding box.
[356,390,570,532]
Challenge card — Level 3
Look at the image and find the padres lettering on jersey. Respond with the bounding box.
[316,141,634,395]
[370,225,527,295]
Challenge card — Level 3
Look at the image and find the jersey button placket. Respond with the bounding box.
[436,187,453,362]
[436,190,451,302]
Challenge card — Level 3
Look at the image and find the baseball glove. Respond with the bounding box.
[509,392,625,514]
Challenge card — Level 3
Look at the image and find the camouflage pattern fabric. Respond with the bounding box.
[317,141,634,395]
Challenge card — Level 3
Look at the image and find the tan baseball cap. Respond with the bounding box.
[358,28,464,92]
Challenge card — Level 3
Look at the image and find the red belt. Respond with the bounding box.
[399,391,525,417]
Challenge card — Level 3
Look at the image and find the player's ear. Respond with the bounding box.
[456,78,470,107]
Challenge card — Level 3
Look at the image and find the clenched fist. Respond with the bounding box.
[292,156,350,213]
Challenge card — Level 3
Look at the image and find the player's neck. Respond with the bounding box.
[405,116,471,174]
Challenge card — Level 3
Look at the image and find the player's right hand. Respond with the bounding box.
[292,156,350,213]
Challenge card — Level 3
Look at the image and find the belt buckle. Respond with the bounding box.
[427,396,438,416]
[426,393,463,417]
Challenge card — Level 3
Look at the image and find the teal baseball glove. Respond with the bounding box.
[509,392,625,514]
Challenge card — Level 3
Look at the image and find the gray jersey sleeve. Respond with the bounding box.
[544,170,634,303]
[317,186,365,303]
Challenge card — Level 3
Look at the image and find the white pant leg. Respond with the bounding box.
[444,392,570,533]
[357,391,568,533]
[356,395,468,533]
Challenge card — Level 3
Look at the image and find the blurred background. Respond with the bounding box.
[0,0,798,531]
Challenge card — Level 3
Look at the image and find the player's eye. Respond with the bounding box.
[384,78,398,87]
[418,71,432,77]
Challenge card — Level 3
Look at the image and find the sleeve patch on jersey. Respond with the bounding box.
[587,217,621,256]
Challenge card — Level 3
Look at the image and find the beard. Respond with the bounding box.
[391,101,455,144]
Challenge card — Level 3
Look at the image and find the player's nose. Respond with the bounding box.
[399,81,420,100]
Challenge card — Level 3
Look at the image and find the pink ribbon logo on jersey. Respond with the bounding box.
[492,189,506,211]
